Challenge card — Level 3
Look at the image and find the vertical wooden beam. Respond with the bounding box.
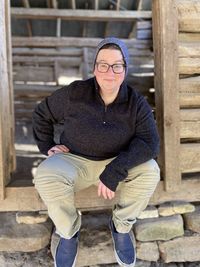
[22,0,32,36]
[152,0,181,191]
[94,0,99,10]
[56,18,61,37]
[116,0,121,11]
[71,0,76,9]
[0,0,14,199]
[5,0,16,173]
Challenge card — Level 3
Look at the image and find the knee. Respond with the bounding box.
[128,159,160,184]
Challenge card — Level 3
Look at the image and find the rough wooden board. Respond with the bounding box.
[180,143,200,173]
[152,0,181,191]
[0,178,200,211]
[11,8,152,21]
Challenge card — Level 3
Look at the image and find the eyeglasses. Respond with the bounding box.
[95,62,126,74]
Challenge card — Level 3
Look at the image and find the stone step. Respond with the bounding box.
[0,212,53,252]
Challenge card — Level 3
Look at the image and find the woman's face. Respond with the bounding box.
[93,49,125,98]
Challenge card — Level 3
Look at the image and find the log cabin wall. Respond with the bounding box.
[152,0,200,192]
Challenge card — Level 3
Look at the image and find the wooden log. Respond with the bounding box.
[13,66,55,82]
[0,178,200,211]
[179,33,200,42]
[179,76,200,107]
[180,109,200,139]
[13,47,82,56]
[179,42,200,58]
[179,58,200,74]
[12,37,151,48]
[177,0,200,33]
[0,0,13,199]
[152,0,181,191]
[5,0,16,173]
[11,7,152,21]
[180,143,200,173]
[179,76,200,92]
[13,55,81,65]
[14,84,59,97]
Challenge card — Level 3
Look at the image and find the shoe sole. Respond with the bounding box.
[109,223,136,267]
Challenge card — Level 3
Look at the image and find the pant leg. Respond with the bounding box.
[113,159,160,233]
[33,152,95,239]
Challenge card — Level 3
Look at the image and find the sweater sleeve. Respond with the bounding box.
[32,86,68,155]
[99,96,160,191]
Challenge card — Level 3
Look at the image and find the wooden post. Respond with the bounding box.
[5,0,16,174]
[0,0,15,199]
[152,0,181,191]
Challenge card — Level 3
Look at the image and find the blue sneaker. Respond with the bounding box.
[109,219,136,267]
[55,232,79,267]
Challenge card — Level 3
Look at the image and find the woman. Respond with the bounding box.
[32,37,160,267]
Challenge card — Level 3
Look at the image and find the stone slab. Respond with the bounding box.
[134,215,184,241]
[159,235,200,263]
[136,241,159,261]
[16,211,48,224]
[183,206,200,233]
[137,205,159,219]
[158,201,195,217]
[0,212,53,252]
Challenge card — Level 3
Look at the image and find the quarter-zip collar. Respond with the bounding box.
[93,77,128,105]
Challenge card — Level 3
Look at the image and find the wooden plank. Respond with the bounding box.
[177,0,200,33]
[179,33,200,42]
[5,0,16,174]
[13,47,82,56]
[180,109,200,138]
[180,143,200,173]
[179,58,200,74]
[14,84,58,96]
[179,42,200,57]
[12,37,151,48]
[0,178,200,211]
[11,8,152,21]
[0,0,12,199]
[179,76,200,107]
[13,55,81,65]
[152,0,181,191]
[179,76,200,92]
[22,0,32,37]
[13,66,54,82]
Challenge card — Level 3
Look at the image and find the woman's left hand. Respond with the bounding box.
[98,181,115,200]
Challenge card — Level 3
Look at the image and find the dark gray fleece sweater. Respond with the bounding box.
[32,77,159,191]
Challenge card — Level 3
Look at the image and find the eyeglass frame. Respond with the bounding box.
[95,62,126,74]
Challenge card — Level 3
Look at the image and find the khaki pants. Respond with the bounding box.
[33,153,160,239]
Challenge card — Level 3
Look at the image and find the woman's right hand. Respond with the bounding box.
[48,145,69,156]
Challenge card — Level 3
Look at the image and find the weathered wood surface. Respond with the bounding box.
[152,0,181,191]
[177,0,200,33]
[5,0,16,173]
[179,76,200,107]
[179,33,200,42]
[179,42,200,57]
[13,56,81,65]
[180,109,200,139]
[0,0,14,199]
[0,177,200,212]
[12,37,152,48]
[180,143,200,173]
[13,66,55,82]
[179,58,200,74]
[13,47,83,56]
[11,8,152,21]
